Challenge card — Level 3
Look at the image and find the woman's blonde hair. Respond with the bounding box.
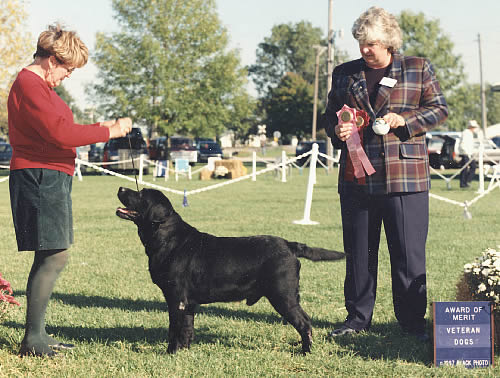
[34,23,88,68]
[352,7,402,53]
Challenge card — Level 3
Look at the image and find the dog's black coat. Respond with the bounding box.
[116,187,344,353]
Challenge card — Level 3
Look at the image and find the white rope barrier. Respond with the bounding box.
[429,159,472,190]
[76,159,185,195]
[2,143,494,220]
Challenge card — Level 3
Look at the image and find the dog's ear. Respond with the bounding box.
[142,189,174,223]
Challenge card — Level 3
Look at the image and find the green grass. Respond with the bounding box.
[0,167,499,377]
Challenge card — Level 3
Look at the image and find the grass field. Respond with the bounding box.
[0,163,499,377]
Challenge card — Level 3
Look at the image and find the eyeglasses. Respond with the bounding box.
[54,56,75,75]
[64,66,76,75]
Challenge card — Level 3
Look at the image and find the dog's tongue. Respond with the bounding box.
[116,208,138,216]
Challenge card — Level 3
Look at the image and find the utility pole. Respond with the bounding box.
[478,33,488,137]
[326,0,334,168]
[327,0,334,95]
[312,45,327,140]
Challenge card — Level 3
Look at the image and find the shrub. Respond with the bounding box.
[456,246,500,345]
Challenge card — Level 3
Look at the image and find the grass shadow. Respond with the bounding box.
[328,321,434,365]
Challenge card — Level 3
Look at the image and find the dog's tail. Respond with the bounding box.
[289,242,345,261]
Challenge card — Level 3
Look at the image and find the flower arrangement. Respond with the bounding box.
[456,246,500,344]
[0,273,20,322]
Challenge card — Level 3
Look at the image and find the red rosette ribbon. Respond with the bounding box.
[336,105,375,180]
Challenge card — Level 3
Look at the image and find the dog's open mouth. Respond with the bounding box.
[116,207,139,221]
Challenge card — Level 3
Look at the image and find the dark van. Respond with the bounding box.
[103,128,149,174]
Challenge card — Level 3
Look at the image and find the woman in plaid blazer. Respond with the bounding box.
[323,7,448,341]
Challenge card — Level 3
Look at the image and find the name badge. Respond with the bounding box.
[379,77,397,87]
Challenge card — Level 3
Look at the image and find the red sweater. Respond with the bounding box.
[8,69,110,176]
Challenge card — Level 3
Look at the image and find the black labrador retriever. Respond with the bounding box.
[116,187,344,354]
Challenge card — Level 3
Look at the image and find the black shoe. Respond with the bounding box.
[328,325,359,338]
[49,342,75,350]
[402,327,430,343]
[414,332,430,343]
[19,343,59,358]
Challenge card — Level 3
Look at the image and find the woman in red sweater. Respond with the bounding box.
[8,24,131,357]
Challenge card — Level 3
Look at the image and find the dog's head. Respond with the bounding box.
[116,187,174,225]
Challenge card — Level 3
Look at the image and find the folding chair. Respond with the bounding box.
[485,163,500,190]
[175,158,191,181]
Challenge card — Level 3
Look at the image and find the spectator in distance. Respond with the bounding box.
[458,119,479,188]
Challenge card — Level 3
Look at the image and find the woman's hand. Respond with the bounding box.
[108,117,132,139]
[100,120,115,127]
[383,112,405,128]
[335,122,354,142]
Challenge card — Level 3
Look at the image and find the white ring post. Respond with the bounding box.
[293,143,319,225]
[252,151,257,181]
[153,160,158,181]
[478,141,484,193]
[281,150,287,183]
[75,159,83,181]
[138,155,144,182]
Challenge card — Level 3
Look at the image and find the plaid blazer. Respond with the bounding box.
[324,54,448,194]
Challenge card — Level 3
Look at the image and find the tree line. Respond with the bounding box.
[1,0,499,141]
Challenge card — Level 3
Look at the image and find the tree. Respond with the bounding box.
[249,21,349,98]
[89,0,254,139]
[263,73,314,140]
[54,85,90,124]
[249,21,348,139]
[0,0,32,136]
[398,11,467,131]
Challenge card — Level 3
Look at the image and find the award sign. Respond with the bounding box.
[434,301,494,368]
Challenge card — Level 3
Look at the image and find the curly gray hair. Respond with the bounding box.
[352,7,402,53]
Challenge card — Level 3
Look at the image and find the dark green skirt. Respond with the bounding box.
[9,168,73,251]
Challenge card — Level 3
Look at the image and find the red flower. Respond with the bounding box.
[0,273,20,307]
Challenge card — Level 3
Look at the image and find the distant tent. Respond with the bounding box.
[486,124,500,139]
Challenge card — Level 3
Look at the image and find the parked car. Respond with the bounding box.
[88,142,105,163]
[295,140,327,166]
[438,135,500,169]
[0,142,12,166]
[169,136,197,164]
[438,134,462,168]
[426,134,445,169]
[425,131,461,169]
[196,140,222,163]
[491,137,500,148]
[148,136,169,160]
[103,128,149,174]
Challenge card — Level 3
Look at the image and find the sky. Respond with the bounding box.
[24,0,500,111]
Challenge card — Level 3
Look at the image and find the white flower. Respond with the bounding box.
[478,283,487,292]
[482,268,490,277]
[482,259,492,267]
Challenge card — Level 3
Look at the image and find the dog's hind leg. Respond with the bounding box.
[263,259,313,354]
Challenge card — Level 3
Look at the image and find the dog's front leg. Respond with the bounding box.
[167,301,194,354]
[180,305,196,348]
[167,307,181,354]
